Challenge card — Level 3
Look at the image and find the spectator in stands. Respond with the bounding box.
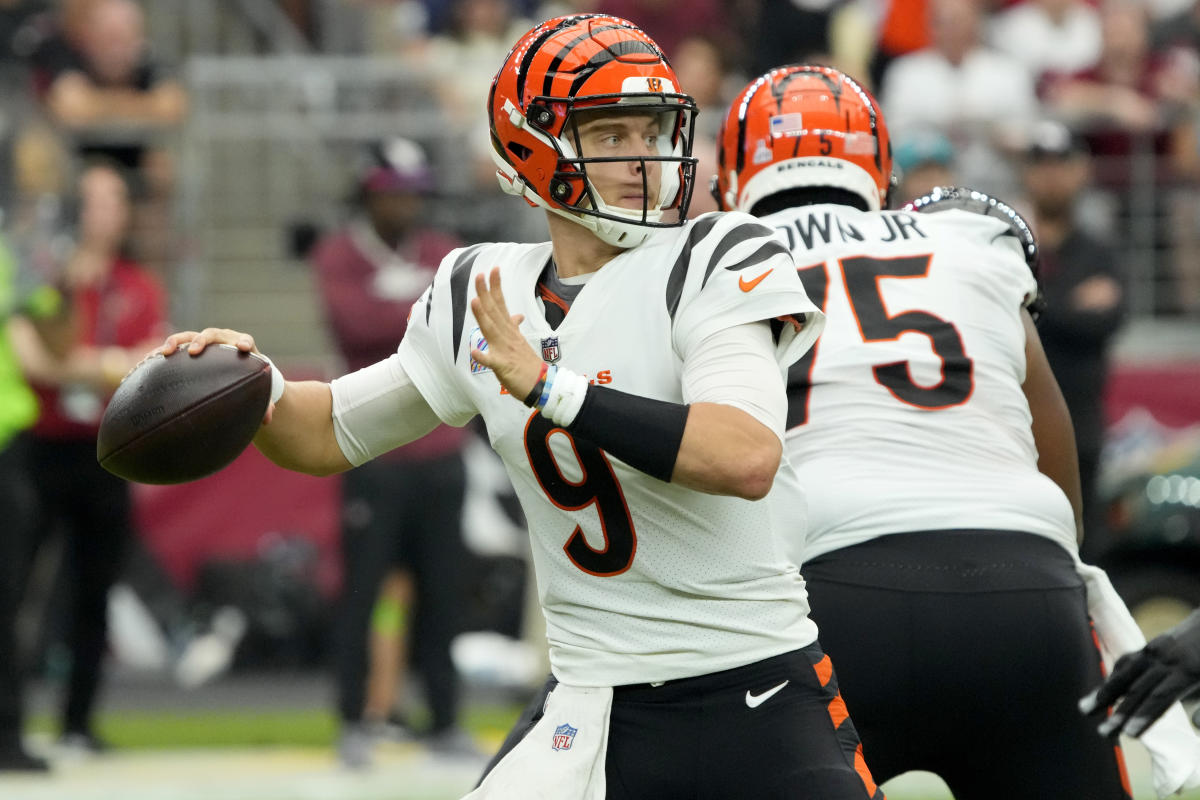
[879,0,1037,194]
[39,0,185,172]
[8,158,167,755]
[0,231,55,773]
[988,0,1103,88]
[38,0,187,271]
[1042,0,1200,314]
[1019,120,1127,561]
[591,0,726,61]
[892,127,957,203]
[734,0,844,78]
[1152,0,1200,55]
[0,0,55,209]
[310,138,476,768]
[868,0,933,88]
[1042,0,1188,158]
[422,0,542,243]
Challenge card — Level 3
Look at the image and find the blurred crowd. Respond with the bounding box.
[0,0,1193,775]
[0,0,1196,314]
[338,0,1198,316]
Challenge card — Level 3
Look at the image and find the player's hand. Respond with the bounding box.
[1080,609,1200,738]
[159,328,260,357]
[156,328,277,424]
[470,267,543,401]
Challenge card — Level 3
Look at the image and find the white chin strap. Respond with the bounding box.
[731,157,883,213]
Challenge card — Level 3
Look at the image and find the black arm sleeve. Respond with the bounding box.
[565,385,689,482]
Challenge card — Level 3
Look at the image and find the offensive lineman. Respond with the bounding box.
[157,18,882,800]
[711,64,1130,798]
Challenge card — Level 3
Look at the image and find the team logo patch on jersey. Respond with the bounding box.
[541,336,561,363]
[468,327,492,374]
[552,723,577,751]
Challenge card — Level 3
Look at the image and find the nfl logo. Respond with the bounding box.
[552,723,577,751]
[541,336,561,363]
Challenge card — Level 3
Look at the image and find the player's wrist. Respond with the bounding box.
[522,361,551,407]
[543,367,589,426]
[256,352,286,404]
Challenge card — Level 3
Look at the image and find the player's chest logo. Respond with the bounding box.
[541,336,561,363]
[551,722,577,751]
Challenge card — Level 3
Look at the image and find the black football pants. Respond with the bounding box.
[803,529,1132,800]
[481,645,885,799]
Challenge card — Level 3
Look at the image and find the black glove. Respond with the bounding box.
[1080,609,1200,738]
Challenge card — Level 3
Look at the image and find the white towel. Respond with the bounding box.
[1077,561,1200,797]
[462,682,611,800]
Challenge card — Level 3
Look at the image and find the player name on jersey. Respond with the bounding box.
[773,209,930,253]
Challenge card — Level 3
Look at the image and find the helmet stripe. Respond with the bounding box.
[566,40,662,97]
[543,22,631,99]
[516,16,595,106]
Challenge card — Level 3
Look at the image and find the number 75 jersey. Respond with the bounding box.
[397,212,824,688]
[769,204,1078,563]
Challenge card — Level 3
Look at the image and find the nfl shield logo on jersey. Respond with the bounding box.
[551,722,577,751]
[541,336,561,363]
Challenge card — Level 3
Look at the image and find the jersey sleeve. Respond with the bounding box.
[330,353,444,465]
[394,246,481,427]
[671,211,825,372]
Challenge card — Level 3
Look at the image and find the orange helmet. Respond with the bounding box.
[489,14,697,247]
[713,65,893,214]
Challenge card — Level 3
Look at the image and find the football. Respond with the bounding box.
[96,344,273,484]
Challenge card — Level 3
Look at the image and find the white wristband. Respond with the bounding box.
[543,367,590,427]
[256,352,286,405]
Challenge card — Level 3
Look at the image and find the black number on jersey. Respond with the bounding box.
[788,255,974,427]
[524,413,637,577]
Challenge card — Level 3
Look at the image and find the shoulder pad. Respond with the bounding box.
[904,186,1043,320]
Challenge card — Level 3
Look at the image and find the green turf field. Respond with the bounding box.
[31,704,522,750]
[13,702,1199,800]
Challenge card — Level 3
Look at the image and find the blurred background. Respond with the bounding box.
[0,0,1197,797]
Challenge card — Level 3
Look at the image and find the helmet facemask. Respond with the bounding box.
[494,91,698,247]
[555,96,697,238]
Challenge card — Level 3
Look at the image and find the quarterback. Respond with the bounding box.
[158,17,883,800]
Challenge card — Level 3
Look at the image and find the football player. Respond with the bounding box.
[158,17,883,800]
[712,64,1132,798]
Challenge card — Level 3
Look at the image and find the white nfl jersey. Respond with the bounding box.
[763,204,1078,565]
[397,211,823,687]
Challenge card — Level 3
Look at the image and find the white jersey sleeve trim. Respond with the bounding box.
[330,354,442,466]
[681,321,788,440]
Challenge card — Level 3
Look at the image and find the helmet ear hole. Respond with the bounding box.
[507,141,533,161]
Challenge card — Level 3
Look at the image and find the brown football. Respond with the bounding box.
[96,344,272,484]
